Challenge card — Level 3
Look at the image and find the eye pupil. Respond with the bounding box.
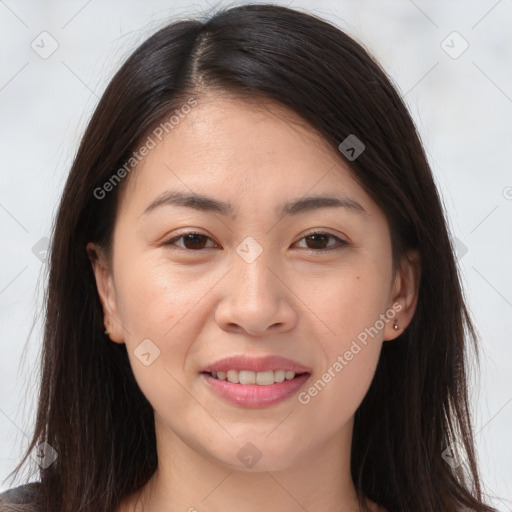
[183,234,207,250]
[306,234,329,249]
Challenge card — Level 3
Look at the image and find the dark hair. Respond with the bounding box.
[3,4,495,512]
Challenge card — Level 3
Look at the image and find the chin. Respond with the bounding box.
[207,436,304,473]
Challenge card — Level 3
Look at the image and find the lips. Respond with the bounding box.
[200,355,312,407]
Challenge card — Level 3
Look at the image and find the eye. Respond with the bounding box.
[163,232,218,251]
[293,231,349,252]
[163,231,348,252]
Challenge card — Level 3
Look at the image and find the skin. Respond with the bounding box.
[88,94,420,512]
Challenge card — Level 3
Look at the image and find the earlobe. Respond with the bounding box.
[86,242,124,344]
[384,249,421,341]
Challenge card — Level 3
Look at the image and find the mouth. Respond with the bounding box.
[200,355,312,407]
[200,370,311,408]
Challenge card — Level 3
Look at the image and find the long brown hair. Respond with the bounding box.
[3,4,495,512]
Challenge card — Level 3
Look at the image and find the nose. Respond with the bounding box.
[214,249,298,336]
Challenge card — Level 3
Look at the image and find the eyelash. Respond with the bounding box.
[162,230,349,253]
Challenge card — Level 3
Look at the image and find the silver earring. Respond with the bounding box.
[393,321,399,330]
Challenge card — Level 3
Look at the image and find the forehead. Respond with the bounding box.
[118,94,377,218]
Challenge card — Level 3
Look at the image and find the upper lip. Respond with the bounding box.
[201,355,312,373]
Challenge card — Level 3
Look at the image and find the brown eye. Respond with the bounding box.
[295,232,348,252]
[164,233,217,251]
[163,231,348,253]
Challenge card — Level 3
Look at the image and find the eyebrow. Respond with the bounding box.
[141,190,366,218]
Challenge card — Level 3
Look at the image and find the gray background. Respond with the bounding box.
[1,0,511,509]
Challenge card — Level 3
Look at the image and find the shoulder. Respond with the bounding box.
[0,482,42,511]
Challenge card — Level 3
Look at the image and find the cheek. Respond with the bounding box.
[300,263,391,345]
[111,254,203,416]
[294,261,390,408]
[113,250,200,336]
[295,272,387,425]
[111,249,227,384]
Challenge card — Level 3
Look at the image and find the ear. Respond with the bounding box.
[86,242,124,344]
[384,248,421,341]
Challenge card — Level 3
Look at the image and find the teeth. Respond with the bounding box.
[210,370,299,385]
[239,370,256,385]
[226,370,239,383]
[274,370,285,383]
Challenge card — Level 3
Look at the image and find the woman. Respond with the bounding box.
[0,4,496,512]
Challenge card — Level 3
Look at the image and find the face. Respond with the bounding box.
[89,94,419,472]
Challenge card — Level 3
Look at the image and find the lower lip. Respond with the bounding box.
[201,372,311,408]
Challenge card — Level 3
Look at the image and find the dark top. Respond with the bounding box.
[0,482,41,509]
[0,483,400,512]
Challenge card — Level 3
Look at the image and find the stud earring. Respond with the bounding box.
[393,321,399,330]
